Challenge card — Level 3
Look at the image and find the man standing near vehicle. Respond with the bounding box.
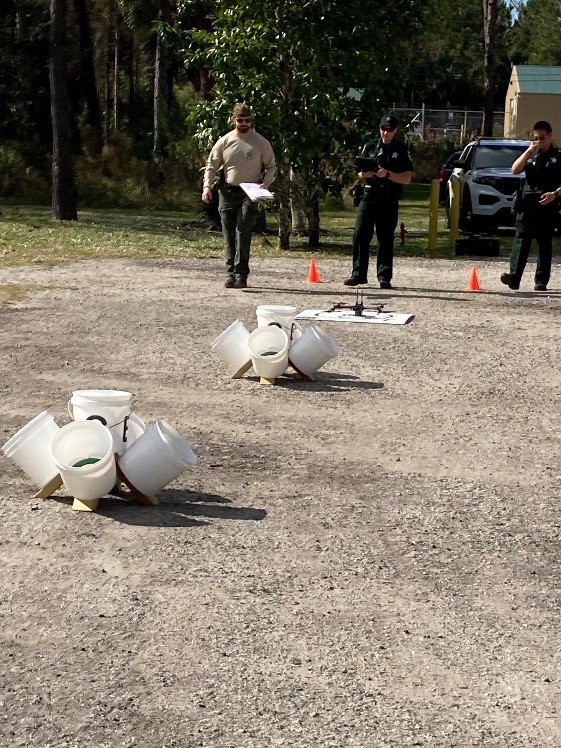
[501,120,561,292]
[202,104,277,289]
[344,115,413,289]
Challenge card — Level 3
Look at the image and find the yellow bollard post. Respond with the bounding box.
[449,174,460,248]
[427,179,440,251]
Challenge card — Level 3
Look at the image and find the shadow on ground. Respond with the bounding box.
[49,490,267,527]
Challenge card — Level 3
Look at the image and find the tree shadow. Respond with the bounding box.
[244,283,561,301]
[242,284,466,304]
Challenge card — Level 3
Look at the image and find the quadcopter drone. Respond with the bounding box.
[325,290,385,317]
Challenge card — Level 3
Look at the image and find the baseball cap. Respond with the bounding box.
[379,115,398,130]
[232,103,252,118]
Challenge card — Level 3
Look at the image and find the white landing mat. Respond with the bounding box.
[295,309,415,325]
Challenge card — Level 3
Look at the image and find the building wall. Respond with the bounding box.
[505,91,561,139]
[503,69,519,137]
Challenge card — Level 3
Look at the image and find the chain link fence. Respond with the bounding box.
[392,106,505,144]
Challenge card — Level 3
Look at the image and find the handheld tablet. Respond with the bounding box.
[354,157,378,172]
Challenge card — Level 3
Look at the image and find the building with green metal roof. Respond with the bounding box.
[505,65,561,138]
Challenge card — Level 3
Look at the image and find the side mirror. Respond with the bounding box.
[453,159,467,170]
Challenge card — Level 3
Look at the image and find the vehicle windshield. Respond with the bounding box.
[473,145,528,170]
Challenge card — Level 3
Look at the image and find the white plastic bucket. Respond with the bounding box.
[256,305,302,346]
[288,324,340,377]
[50,420,116,501]
[210,319,252,377]
[247,325,290,379]
[2,411,61,489]
[68,389,133,455]
[118,419,197,497]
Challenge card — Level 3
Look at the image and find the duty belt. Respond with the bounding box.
[364,184,392,196]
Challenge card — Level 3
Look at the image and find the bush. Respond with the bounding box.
[407,138,459,183]
[0,142,50,203]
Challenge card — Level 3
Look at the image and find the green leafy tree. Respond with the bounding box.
[403,0,512,109]
[509,0,561,65]
[0,0,51,154]
[185,0,425,248]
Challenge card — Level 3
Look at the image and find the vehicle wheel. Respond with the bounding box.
[458,192,490,234]
[459,190,473,233]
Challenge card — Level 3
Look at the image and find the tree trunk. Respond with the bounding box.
[49,0,77,220]
[308,197,320,248]
[291,202,307,234]
[102,11,112,144]
[290,167,307,235]
[278,199,291,250]
[73,0,102,153]
[153,0,172,156]
[482,0,498,136]
[277,163,291,250]
[127,30,137,120]
[113,23,119,130]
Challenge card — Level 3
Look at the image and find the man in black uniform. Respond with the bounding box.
[344,115,413,289]
[501,120,561,292]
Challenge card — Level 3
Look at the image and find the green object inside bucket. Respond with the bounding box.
[261,350,279,356]
[73,456,101,468]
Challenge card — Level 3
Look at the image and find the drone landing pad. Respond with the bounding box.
[295,310,415,325]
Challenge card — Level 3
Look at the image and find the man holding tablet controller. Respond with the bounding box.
[344,114,413,289]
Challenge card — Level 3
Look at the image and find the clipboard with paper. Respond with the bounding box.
[239,183,275,202]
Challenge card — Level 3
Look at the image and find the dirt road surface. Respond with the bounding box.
[1,255,560,747]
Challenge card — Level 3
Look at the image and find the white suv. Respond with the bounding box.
[448,137,531,234]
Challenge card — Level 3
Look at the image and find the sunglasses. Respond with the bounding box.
[380,126,396,132]
[235,117,252,123]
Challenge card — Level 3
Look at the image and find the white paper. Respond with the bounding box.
[239,182,275,202]
[295,309,415,325]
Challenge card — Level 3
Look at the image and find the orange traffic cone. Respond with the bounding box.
[306,259,320,283]
[466,266,480,291]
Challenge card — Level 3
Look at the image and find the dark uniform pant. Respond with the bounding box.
[509,206,555,287]
[351,195,399,283]
[218,186,258,279]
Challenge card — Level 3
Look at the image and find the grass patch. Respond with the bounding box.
[1,184,559,267]
[0,283,39,307]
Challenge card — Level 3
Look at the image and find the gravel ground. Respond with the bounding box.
[1,254,561,748]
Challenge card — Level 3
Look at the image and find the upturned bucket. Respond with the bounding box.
[68,389,134,455]
[50,420,116,500]
[2,411,61,489]
[256,305,302,346]
[117,419,197,498]
[247,325,290,379]
[288,324,340,378]
[210,319,252,378]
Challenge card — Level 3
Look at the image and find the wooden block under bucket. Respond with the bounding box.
[231,360,252,379]
[72,497,100,512]
[116,464,159,506]
[259,376,276,385]
[33,473,64,500]
[288,360,315,382]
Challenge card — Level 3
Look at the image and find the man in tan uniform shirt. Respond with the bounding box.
[202,104,277,288]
